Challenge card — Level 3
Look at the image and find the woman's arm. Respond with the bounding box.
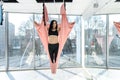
[57,26,60,32]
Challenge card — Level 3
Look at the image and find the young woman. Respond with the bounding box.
[48,20,60,63]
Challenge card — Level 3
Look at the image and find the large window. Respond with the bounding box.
[1,12,120,80]
[60,15,81,67]
[0,12,81,71]
[85,15,106,67]
[0,12,5,70]
[109,14,120,68]
[3,12,120,71]
[8,13,34,70]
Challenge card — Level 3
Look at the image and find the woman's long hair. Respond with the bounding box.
[49,20,58,32]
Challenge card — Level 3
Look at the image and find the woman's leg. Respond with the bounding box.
[48,44,54,63]
[54,43,59,63]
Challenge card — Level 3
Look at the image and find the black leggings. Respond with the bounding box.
[48,43,59,63]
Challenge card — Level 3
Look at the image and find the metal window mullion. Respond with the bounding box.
[81,17,85,67]
[76,16,81,64]
[80,16,82,65]
[5,12,9,71]
[106,14,109,69]
[33,14,35,69]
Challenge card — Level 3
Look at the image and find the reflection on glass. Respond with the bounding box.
[85,15,106,67]
[109,14,120,68]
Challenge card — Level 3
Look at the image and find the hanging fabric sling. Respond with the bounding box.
[114,22,120,34]
[34,3,75,74]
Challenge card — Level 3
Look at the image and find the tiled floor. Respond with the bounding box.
[0,68,120,80]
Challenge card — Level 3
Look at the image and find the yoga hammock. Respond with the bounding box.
[96,36,103,53]
[113,22,120,34]
[96,36,113,54]
[34,4,75,74]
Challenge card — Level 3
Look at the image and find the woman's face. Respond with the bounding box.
[52,21,57,29]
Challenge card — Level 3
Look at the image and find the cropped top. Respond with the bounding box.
[48,30,58,36]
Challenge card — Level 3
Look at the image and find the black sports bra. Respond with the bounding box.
[48,30,58,36]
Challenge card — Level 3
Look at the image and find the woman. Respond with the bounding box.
[48,20,60,63]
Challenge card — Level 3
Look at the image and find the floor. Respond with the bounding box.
[0,68,120,80]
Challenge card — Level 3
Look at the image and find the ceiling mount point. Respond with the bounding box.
[2,0,18,3]
[36,0,73,3]
[115,0,120,2]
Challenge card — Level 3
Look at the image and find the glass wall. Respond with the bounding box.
[0,12,81,71]
[2,12,120,71]
[1,12,120,80]
[59,15,81,67]
[0,12,6,70]
[109,14,120,68]
[34,14,49,68]
[8,13,34,70]
[85,15,107,67]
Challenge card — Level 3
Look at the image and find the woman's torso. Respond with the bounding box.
[48,30,59,44]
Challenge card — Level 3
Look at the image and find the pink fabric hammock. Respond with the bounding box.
[34,4,75,74]
[108,36,114,47]
[96,36,113,54]
[113,22,120,34]
[96,36,103,52]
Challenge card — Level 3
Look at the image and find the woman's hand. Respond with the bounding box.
[34,21,39,27]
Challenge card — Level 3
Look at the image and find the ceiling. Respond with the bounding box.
[1,0,120,16]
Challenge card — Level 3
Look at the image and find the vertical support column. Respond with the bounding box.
[76,17,81,63]
[33,14,35,69]
[106,15,109,69]
[5,12,9,71]
[81,17,85,67]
